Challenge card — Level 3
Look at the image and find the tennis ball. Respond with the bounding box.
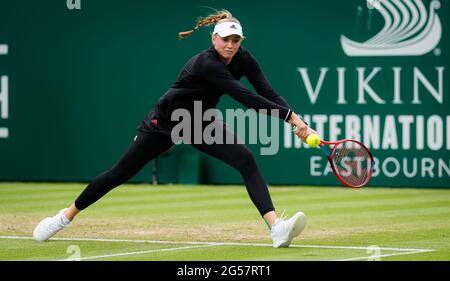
[306,134,321,148]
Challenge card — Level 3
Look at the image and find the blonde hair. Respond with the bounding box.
[179,10,240,39]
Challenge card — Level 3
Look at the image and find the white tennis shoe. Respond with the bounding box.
[271,211,307,248]
[33,208,71,242]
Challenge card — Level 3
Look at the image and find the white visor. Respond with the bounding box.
[213,22,244,38]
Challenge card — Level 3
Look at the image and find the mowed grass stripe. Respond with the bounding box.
[0,183,449,260]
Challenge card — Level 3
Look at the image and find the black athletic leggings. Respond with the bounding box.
[74,126,275,217]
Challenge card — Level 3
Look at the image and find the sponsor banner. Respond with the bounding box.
[0,1,448,187]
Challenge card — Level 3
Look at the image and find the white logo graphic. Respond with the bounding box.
[341,0,442,56]
[67,0,82,10]
[0,43,8,139]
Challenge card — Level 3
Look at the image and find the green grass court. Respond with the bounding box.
[0,183,449,261]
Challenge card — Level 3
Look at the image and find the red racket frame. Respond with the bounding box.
[320,139,374,188]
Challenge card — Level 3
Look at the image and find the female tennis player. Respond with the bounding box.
[33,10,315,248]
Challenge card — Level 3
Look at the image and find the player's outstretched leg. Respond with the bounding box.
[33,131,174,242]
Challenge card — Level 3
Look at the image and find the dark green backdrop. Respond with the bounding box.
[0,0,448,187]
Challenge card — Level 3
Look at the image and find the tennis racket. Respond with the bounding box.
[317,139,374,188]
[292,124,374,188]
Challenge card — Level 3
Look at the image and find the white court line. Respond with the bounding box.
[0,235,434,253]
[56,244,217,261]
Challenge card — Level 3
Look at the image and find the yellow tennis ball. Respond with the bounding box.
[306,134,321,148]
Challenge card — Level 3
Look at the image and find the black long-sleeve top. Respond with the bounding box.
[140,46,293,134]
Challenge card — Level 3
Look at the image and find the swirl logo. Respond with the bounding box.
[341,0,442,56]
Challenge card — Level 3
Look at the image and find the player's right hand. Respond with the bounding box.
[289,112,316,143]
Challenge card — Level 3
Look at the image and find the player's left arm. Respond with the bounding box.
[243,51,318,142]
[202,57,293,121]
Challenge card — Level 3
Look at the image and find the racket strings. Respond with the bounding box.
[332,142,372,187]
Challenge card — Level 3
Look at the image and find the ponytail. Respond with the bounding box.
[179,10,232,39]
